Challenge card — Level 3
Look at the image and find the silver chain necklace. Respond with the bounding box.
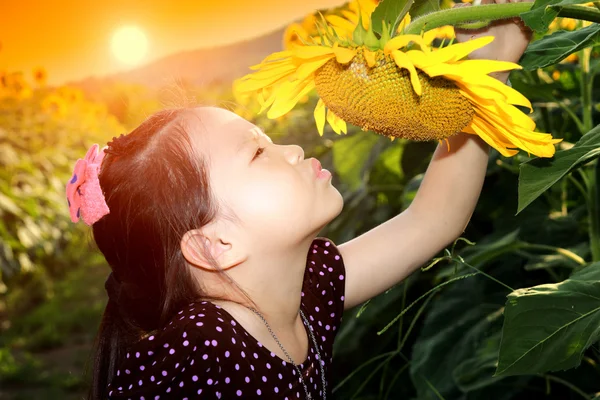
[246,307,327,400]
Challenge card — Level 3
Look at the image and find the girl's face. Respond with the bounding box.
[188,107,343,247]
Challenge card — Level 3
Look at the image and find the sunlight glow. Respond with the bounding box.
[110,26,149,66]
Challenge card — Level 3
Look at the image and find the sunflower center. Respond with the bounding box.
[314,48,474,141]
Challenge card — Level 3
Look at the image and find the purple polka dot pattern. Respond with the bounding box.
[107,237,345,398]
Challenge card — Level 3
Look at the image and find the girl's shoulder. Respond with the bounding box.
[107,302,228,398]
[304,236,346,297]
[301,237,346,342]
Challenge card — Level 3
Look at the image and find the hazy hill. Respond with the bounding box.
[70,27,285,91]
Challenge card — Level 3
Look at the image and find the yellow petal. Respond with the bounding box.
[292,45,335,59]
[430,36,494,63]
[336,114,347,134]
[422,25,455,44]
[454,59,522,76]
[460,89,535,131]
[326,108,346,135]
[396,14,412,33]
[333,42,357,64]
[406,37,494,69]
[235,64,297,92]
[314,98,326,136]
[466,117,519,157]
[364,49,377,67]
[468,106,559,158]
[267,79,316,119]
[384,34,431,54]
[391,50,422,96]
[249,51,293,69]
[295,55,336,81]
[341,10,358,24]
[258,88,277,113]
[326,15,357,38]
[456,76,532,111]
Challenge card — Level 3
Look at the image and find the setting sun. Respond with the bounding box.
[110,26,149,66]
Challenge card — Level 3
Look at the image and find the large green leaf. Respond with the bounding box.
[518,124,600,214]
[453,330,503,392]
[520,0,595,32]
[520,24,600,70]
[332,132,381,190]
[410,274,513,399]
[496,264,600,376]
[409,0,441,20]
[371,0,414,36]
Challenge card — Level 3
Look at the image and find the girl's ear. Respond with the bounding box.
[181,229,243,272]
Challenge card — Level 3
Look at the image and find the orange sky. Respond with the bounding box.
[1,0,347,85]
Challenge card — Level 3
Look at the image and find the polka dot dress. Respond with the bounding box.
[107,237,346,399]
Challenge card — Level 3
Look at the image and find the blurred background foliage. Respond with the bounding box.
[1,7,600,400]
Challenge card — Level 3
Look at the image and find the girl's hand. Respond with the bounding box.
[454,0,533,82]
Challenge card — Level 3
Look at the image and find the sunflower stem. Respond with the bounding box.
[576,44,600,262]
[404,3,600,35]
[405,3,532,34]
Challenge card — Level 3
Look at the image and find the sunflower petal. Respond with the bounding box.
[407,36,494,68]
[341,10,358,24]
[235,64,297,93]
[267,79,316,119]
[391,50,422,96]
[384,34,431,54]
[466,117,519,157]
[249,51,293,69]
[430,36,494,63]
[296,55,336,80]
[326,15,357,38]
[333,42,357,64]
[454,59,522,75]
[456,77,532,111]
[314,98,326,136]
[292,45,335,59]
[326,108,346,135]
[364,49,377,67]
[336,113,348,134]
[422,25,455,44]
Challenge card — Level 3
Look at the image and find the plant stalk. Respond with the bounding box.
[405,3,600,35]
[579,45,600,262]
[590,160,600,262]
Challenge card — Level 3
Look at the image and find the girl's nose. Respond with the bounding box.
[284,144,304,165]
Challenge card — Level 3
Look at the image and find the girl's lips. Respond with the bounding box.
[311,158,331,180]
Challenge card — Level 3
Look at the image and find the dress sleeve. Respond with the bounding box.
[304,237,346,336]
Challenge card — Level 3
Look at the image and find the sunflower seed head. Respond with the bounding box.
[314,48,474,141]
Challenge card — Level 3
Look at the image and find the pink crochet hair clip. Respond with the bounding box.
[66,144,110,225]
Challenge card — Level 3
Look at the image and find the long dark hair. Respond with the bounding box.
[85,107,247,399]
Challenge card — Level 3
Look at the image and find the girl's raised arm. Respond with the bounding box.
[337,0,533,310]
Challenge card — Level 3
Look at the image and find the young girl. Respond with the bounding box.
[70,1,533,398]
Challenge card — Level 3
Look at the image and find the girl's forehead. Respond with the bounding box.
[189,107,255,140]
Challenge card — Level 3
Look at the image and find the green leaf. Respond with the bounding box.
[409,0,441,20]
[453,331,503,392]
[520,0,594,32]
[332,133,380,191]
[400,141,436,179]
[495,263,600,376]
[518,124,600,214]
[520,24,600,70]
[371,0,414,36]
[410,274,514,399]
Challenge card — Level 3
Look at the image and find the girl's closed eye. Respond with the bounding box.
[252,146,265,161]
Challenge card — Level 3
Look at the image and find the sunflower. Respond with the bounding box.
[235,15,560,157]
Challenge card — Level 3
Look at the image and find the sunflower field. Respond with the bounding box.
[2,0,600,398]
